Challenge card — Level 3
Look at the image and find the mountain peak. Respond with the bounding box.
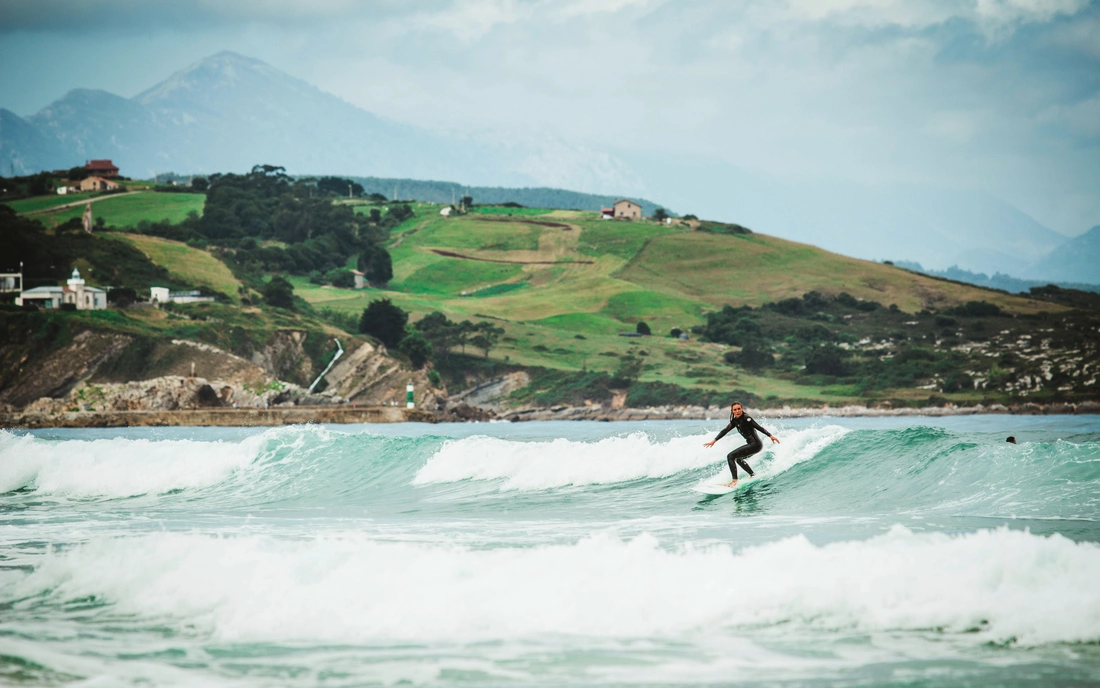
[133,51,300,107]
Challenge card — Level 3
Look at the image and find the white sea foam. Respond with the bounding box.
[0,430,267,498]
[11,526,1097,646]
[415,425,847,490]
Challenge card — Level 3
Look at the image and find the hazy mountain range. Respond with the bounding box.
[1,51,1095,285]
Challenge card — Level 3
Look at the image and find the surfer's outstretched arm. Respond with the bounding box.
[750,418,780,444]
[704,422,734,447]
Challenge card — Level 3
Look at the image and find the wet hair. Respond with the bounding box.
[730,401,743,408]
[1006,436,1017,444]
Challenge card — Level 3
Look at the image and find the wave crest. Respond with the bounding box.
[9,526,1098,645]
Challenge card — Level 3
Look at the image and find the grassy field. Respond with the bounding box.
[109,233,241,301]
[38,192,205,227]
[288,206,1063,403]
[9,192,103,214]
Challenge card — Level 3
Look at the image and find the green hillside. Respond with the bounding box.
[108,233,241,301]
[289,205,1094,407]
[5,182,1096,410]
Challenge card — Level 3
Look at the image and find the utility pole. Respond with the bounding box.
[393,185,397,202]
[349,183,353,199]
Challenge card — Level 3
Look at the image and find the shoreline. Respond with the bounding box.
[1,400,1097,428]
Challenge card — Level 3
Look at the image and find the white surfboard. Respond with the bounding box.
[692,474,758,495]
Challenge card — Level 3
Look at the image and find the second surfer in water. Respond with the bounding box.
[704,402,780,487]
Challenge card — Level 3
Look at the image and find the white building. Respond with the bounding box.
[16,268,106,309]
[150,286,215,304]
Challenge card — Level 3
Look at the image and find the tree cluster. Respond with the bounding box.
[356,299,504,370]
[132,165,401,286]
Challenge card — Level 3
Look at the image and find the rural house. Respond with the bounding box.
[16,267,106,310]
[84,159,119,178]
[150,287,215,304]
[613,199,642,219]
[79,176,119,192]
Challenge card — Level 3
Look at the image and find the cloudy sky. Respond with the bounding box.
[1,0,1098,236]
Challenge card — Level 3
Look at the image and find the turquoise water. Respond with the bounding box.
[1,415,1098,686]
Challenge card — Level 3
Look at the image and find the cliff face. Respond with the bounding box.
[0,313,435,415]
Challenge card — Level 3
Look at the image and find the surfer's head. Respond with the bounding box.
[730,402,743,418]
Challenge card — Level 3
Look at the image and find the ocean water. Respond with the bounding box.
[1,415,1098,687]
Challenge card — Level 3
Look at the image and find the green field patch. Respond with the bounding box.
[466,282,527,298]
[48,192,205,227]
[10,192,100,214]
[396,258,524,295]
[575,220,679,259]
[413,217,540,252]
[602,290,703,322]
[530,312,625,336]
[471,207,552,216]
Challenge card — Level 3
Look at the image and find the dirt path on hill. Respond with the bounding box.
[388,219,430,249]
[429,249,593,265]
[20,191,146,215]
[478,217,575,230]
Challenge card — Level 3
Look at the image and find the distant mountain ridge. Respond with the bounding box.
[1,50,1091,283]
[1025,225,1100,284]
[0,52,645,196]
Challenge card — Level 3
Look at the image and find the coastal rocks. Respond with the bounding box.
[446,372,530,413]
[323,341,440,408]
[250,330,314,382]
[20,375,344,415]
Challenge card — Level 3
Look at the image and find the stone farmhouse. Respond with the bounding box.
[613,199,642,219]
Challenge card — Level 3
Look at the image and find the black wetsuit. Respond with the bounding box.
[713,414,772,479]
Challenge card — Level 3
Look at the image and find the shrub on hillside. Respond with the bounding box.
[949,300,1003,317]
[262,276,295,310]
[359,299,408,348]
[804,345,849,376]
[398,329,433,369]
[724,344,774,370]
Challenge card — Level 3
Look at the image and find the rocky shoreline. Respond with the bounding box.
[2,400,1096,429]
[493,400,1100,422]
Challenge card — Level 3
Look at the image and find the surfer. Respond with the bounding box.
[704,402,780,487]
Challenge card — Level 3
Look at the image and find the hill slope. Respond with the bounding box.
[293,206,1095,408]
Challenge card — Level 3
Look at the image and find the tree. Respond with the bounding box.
[804,345,849,376]
[359,298,408,348]
[262,275,295,309]
[414,311,468,360]
[398,329,433,369]
[724,344,774,370]
[611,355,643,388]
[358,244,393,286]
[461,195,474,208]
[190,177,209,192]
[652,207,669,222]
[328,269,355,289]
[469,322,504,358]
[636,321,651,335]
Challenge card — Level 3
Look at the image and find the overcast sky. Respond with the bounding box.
[1,0,1097,235]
